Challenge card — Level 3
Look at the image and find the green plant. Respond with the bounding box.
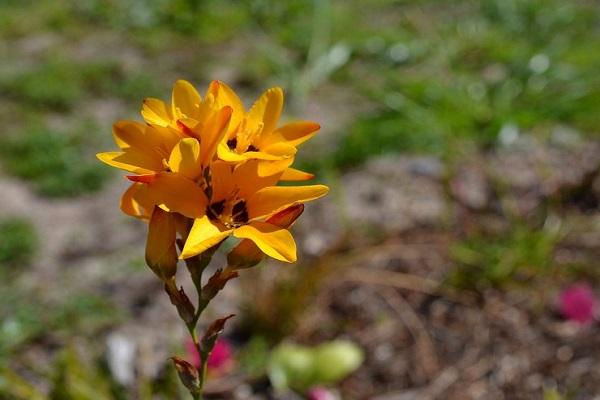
[0,124,111,197]
[0,61,83,111]
[0,347,114,400]
[449,222,562,290]
[0,218,37,267]
[0,289,122,365]
[238,336,270,379]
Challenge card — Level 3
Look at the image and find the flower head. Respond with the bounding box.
[141,80,222,133]
[98,79,327,265]
[209,81,319,178]
[180,160,327,262]
[558,283,598,324]
[97,95,232,220]
[185,337,233,371]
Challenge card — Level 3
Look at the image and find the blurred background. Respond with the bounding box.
[1,0,600,399]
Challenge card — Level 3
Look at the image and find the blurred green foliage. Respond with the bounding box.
[49,347,114,400]
[543,387,577,400]
[0,59,159,110]
[238,336,270,379]
[0,290,121,366]
[0,218,37,268]
[300,0,600,171]
[269,340,364,393]
[1,0,598,180]
[0,124,111,197]
[1,346,118,400]
[449,222,562,290]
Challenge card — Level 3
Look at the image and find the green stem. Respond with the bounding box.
[182,268,212,399]
[172,242,225,399]
[198,348,210,392]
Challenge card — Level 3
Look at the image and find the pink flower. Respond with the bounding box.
[206,338,233,369]
[185,337,233,370]
[307,386,338,400]
[558,283,598,324]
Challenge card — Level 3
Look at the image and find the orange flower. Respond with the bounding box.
[97,105,232,220]
[180,160,328,263]
[97,79,328,264]
[209,81,319,178]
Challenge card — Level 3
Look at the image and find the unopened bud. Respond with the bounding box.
[146,207,178,281]
[170,356,200,395]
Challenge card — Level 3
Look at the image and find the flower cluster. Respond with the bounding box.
[98,80,328,272]
[97,80,327,397]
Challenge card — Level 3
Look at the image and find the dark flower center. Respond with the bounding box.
[206,199,225,221]
[226,137,259,153]
[206,199,249,227]
[227,138,237,150]
[231,200,249,224]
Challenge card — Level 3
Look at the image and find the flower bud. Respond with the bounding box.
[145,207,178,281]
[170,357,201,395]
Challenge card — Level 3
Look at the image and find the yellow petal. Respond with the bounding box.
[258,121,320,148]
[244,151,290,161]
[247,87,283,134]
[112,120,148,151]
[261,142,297,157]
[120,183,154,219]
[113,121,180,158]
[146,173,208,219]
[172,80,201,119]
[233,160,282,200]
[247,184,329,219]
[180,216,232,259]
[280,167,314,181]
[168,138,202,180]
[112,120,146,149]
[199,106,233,166]
[146,207,178,281]
[150,125,185,150]
[233,222,296,263]
[226,204,304,269]
[210,161,235,202]
[96,151,161,174]
[257,158,295,177]
[142,98,172,126]
[216,142,249,163]
[207,80,245,134]
[208,80,245,112]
